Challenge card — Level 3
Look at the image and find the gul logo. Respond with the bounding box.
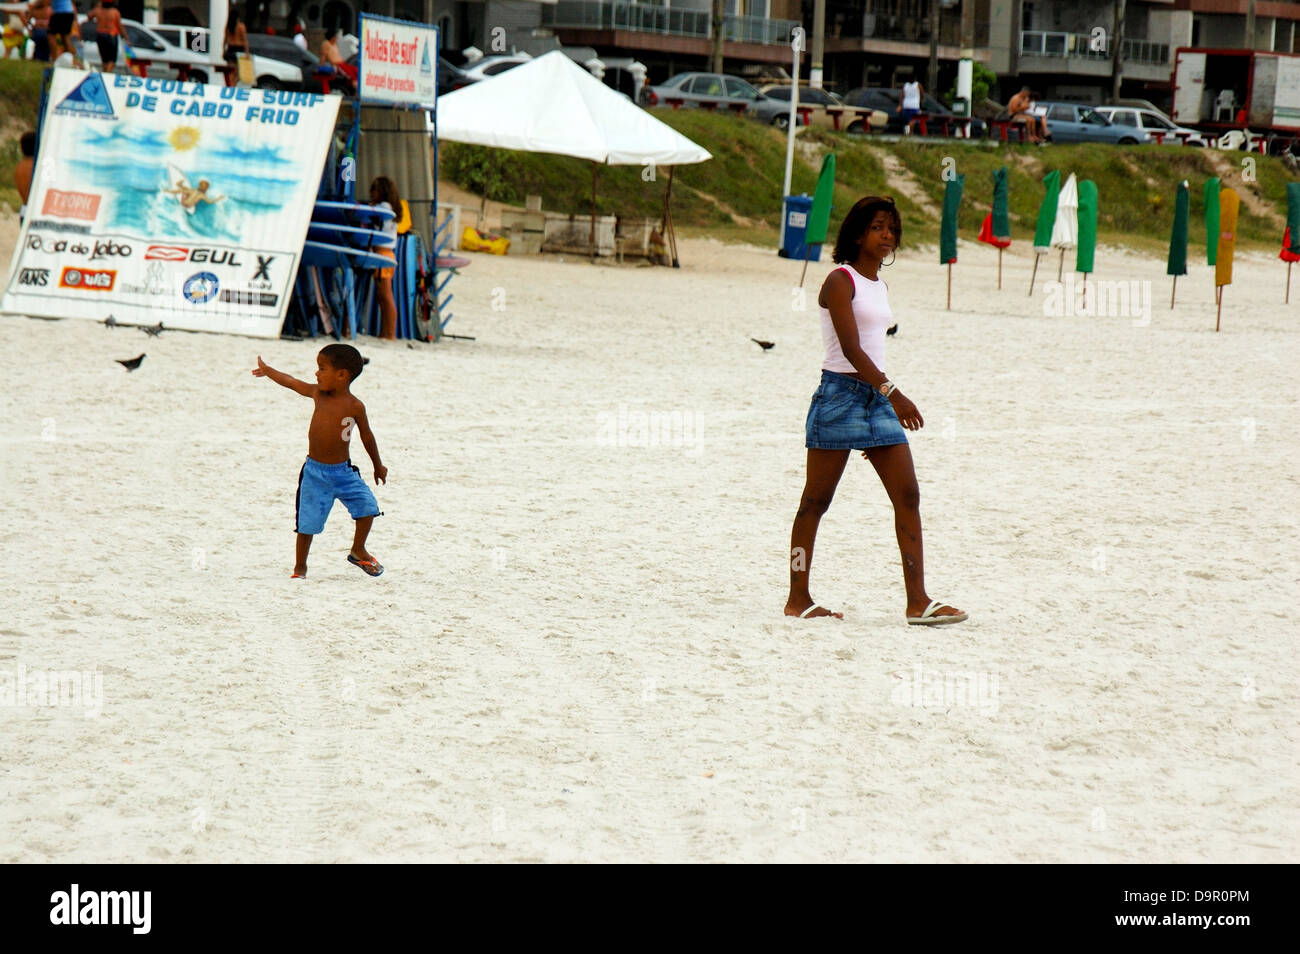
[190,248,242,265]
[18,267,50,286]
[90,240,133,261]
[183,271,219,304]
[145,245,188,261]
[60,267,116,290]
[53,73,117,120]
[41,190,102,222]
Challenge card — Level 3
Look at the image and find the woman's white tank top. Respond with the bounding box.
[820,264,891,374]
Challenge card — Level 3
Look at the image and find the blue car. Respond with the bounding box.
[1037,101,1152,145]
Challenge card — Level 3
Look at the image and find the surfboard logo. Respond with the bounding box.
[420,41,432,75]
[54,73,117,120]
[145,245,189,261]
[182,271,219,304]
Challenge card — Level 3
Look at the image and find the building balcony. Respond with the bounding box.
[543,1,800,46]
[1019,30,1173,81]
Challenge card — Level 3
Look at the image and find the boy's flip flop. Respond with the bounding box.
[347,554,384,577]
[907,600,968,625]
[799,604,840,619]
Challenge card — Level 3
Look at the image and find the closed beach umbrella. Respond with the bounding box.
[978,166,1011,288]
[1028,169,1060,294]
[1168,179,1189,307]
[1033,170,1060,251]
[1284,183,1300,302]
[1204,177,1220,266]
[1215,187,1239,331]
[1076,179,1098,275]
[1051,173,1078,281]
[940,173,964,310]
[800,153,837,286]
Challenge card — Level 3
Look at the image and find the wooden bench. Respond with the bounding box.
[989,118,1030,142]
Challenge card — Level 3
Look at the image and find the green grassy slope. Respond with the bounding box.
[0,60,47,212]
[442,108,1298,253]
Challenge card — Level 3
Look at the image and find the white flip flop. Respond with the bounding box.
[799,604,838,619]
[907,600,968,625]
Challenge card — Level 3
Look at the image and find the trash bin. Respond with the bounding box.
[778,193,822,261]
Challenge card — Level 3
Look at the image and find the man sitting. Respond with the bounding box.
[1006,87,1048,143]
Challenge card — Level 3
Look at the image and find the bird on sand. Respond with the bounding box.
[886,323,898,336]
[118,354,146,372]
[142,321,164,337]
[103,314,117,328]
[751,338,775,351]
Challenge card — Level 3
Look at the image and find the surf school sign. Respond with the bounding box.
[1,68,341,338]
[360,15,437,108]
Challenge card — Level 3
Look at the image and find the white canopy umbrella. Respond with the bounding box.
[437,51,711,261]
[1051,173,1079,280]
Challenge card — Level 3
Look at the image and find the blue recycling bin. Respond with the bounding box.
[779,193,822,261]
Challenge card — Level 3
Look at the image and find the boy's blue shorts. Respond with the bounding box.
[295,457,380,535]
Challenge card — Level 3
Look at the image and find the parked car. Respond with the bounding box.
[640,72,796,126]
[79,19,303,90]
[438,56,473,96]
[1094,105,1207,146]
[756,85,886,133]
[1036,101,1151,144]
[459,54,531,83]
[841,87,987,137]
[243,32,348,95]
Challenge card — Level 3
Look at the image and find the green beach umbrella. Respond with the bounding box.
[800,153,836,286]
[940,173,965,310]
[1029,169,1060,295]
[1076,179,1098,276]
[976,166,1012,288]
[1283,182,1300,302]
[1204,177,1220,266]
[1167,180,1189,307]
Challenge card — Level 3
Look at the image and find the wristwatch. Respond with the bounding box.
[878,380,897,397]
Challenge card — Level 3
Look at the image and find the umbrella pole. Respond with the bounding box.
[1029,252,1040,296]
[1288,262,1292,304]
[665,166,680,268]
[1081,273,1086,309]
[1057,248,1064,282]
[800,250,810,287]
[590,162,598,261]
[1216,285,1223,332]
[997,247,1003,289]
[1170,275,1176,309]
[947,262,952,310]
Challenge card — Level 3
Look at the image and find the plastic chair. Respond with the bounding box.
[1214,90,1236,123]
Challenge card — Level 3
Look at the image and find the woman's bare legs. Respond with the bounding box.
[785,448,850,618]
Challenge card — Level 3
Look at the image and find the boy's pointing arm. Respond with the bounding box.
[251,356,315,396]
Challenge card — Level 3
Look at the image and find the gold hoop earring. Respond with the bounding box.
[884,251,896,267]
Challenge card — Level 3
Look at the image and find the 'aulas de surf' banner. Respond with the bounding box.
[2,68,341,338]
[360,15,437,108]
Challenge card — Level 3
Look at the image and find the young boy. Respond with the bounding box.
[252,344,387,578]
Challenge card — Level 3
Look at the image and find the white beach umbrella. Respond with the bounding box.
[1051,173,1079,250]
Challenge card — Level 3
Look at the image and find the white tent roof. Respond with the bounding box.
[436,51,711,167]
[1051,173,1079,250]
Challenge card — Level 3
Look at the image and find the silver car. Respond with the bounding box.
[640,72,799,127]
[1095,106,1208,146]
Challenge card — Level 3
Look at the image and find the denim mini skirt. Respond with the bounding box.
[805,369,909,450]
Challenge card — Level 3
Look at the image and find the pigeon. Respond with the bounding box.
[103,314,117,328]
[142,321,164,337]
[886,324,899,336]
[117,354,145,372]
[751,338,775,351]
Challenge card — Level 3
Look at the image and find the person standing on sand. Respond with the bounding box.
[784,195,966,626]
[368,176,400,340]
[24,0,51,62]
[88,0,122,72]
[252,344,387,579]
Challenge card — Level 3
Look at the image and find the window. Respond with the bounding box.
[483,61,519,76]
[694,76,724,97]
[765,87,792,101]
[724,77,757,99]
[804,88,834,105]
[1048,104,1074,122]
[1080,107,1108,125]
[1108,110,1137,126]
[125,26,165,52]
[1143,112,1175,130]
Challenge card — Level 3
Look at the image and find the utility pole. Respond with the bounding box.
[1245,0,1256,49]
[1111,0,1126,101]
[927,0,940,96]
[711,0,724,73]
[811,0,825,88]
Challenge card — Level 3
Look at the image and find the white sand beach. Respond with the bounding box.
[2,217,1297,862]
